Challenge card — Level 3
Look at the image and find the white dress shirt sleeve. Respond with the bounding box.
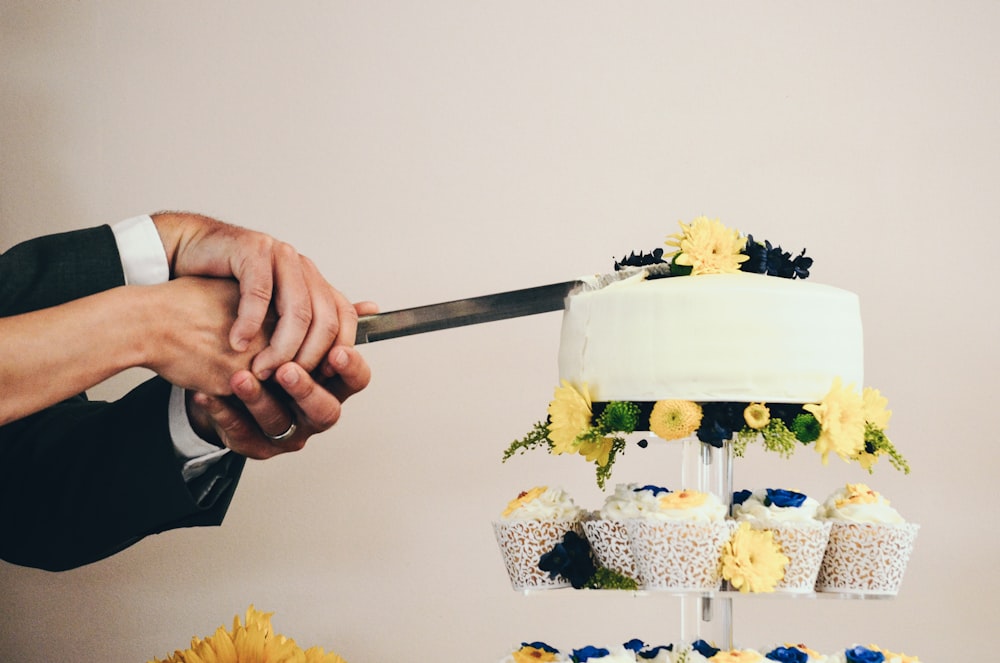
[111,215,230,481]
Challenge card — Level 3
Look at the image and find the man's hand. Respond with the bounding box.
[151,212,359,380]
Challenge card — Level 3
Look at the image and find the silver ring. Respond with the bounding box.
[265,419,297,442]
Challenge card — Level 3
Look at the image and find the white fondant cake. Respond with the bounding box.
[558,272,864,404]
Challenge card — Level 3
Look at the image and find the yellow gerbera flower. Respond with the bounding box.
[862,386,892,430]
[547,381,594,455]
[147,606,348,663]
[870,645,920,662]
[512,645,562,662]
[802,378,866,464]
[577,437,614,467]
[659,489,708,510]
[502,486,548,517]
[665,216,749,275]
[720,522,789,593]
[649,400,703,440]
[743,403,770,430]
[710,650,765,662]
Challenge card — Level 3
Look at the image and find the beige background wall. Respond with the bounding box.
[2,2,997,661]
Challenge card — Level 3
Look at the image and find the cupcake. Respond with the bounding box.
[580,483,653,583]
[731,488,832,593]
[499,642,570,663]
[493,486,584,591]
[815,484,919,596]
[623,487,734,591]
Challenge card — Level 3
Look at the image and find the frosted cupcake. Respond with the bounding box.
[732,488,832,593]
[498,642,571,662]
[493,486,584,591]
[569,645,639,662]
[824,645,919,662]
[815,484,919,596]
[580,483,656,582]
[623,487,734,591]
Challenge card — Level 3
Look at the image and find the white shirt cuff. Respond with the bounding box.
[169,386,230,481]
[111,214,169,285]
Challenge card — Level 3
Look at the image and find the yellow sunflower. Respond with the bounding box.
[665,216,749,275]
[720,522,789,593]
[649,400,703,440]
[710,650,765,662]
[743,403,770,430]
[802,378,866,464]
[546,381,594,455]
[149,606,347,663]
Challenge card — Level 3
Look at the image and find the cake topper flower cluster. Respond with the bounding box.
[503,218,908,488]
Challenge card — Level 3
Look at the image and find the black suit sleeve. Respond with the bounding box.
[0,225,245,571]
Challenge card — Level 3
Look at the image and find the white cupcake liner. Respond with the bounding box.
[581,518,639,582]
[743,521,832,593]
[625,519,738,591]
[815,521,919,596]
[492,519,584,591]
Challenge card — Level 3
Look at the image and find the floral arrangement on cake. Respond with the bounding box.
[503,378,908,488]
[147,605,347,663]
[503,218,909,488]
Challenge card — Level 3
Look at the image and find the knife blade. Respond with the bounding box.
[353,265,665,344]
[354,280,578,344]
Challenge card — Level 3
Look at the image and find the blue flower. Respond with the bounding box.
[765,647,808,663]
[740,235,812,280]
[522,642,560,654]
[765,488,808,508]
[845,646,886,663]
[733,489,753,506]
[572,645,610,662]
[538,531,596,589]
[634,485,672,496]
[697,402,746,447]
[638,645,674,659]
[623,639,645,653]
[692,640,721,658]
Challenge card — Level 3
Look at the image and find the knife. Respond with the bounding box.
[353,265,666,344]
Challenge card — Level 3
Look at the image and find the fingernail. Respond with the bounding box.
[232,336,250,352]
[279,366,299,387]
[333,348,349,369]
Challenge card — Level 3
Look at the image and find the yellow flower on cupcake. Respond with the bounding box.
[720,522,790,593]
[869,645,921,662]
[710,650,764,662]
[650,399,703,440]
[803,377,866,464]
[659,489,708,510]
[665,216,749,275]
[512,644,562,662]
[547,381,594,455]
[502,487,548,517]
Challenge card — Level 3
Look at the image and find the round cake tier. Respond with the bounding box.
[557,272,864,403]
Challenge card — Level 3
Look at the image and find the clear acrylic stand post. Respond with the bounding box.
[679,438,734,649]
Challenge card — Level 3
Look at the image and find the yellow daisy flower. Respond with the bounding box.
[862,386,892,430]
[502,486,548,517]
[870,645,920,662]
[547,381,594,455]
[743,403,770,430]
[834,483,880,508]
[665,216,749,275]
[649,400,703,440]
[710,650,765,662]
[802,378,866,464]
[513,645,562,662]
[659,489,708,510]
[720,522,789,593]
[577,437,615,467]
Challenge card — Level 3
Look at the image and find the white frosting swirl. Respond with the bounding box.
[627,487,727,522]
[598,483,663,521]
[819,484,905,524]
[732,489,821,524]
[500,486,582,522]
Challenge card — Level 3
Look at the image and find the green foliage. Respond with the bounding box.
[865,423,911,475]
[595,401,640,435]
[586,566,640,591]
[502,420,552,462]
[760,419,799,458]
